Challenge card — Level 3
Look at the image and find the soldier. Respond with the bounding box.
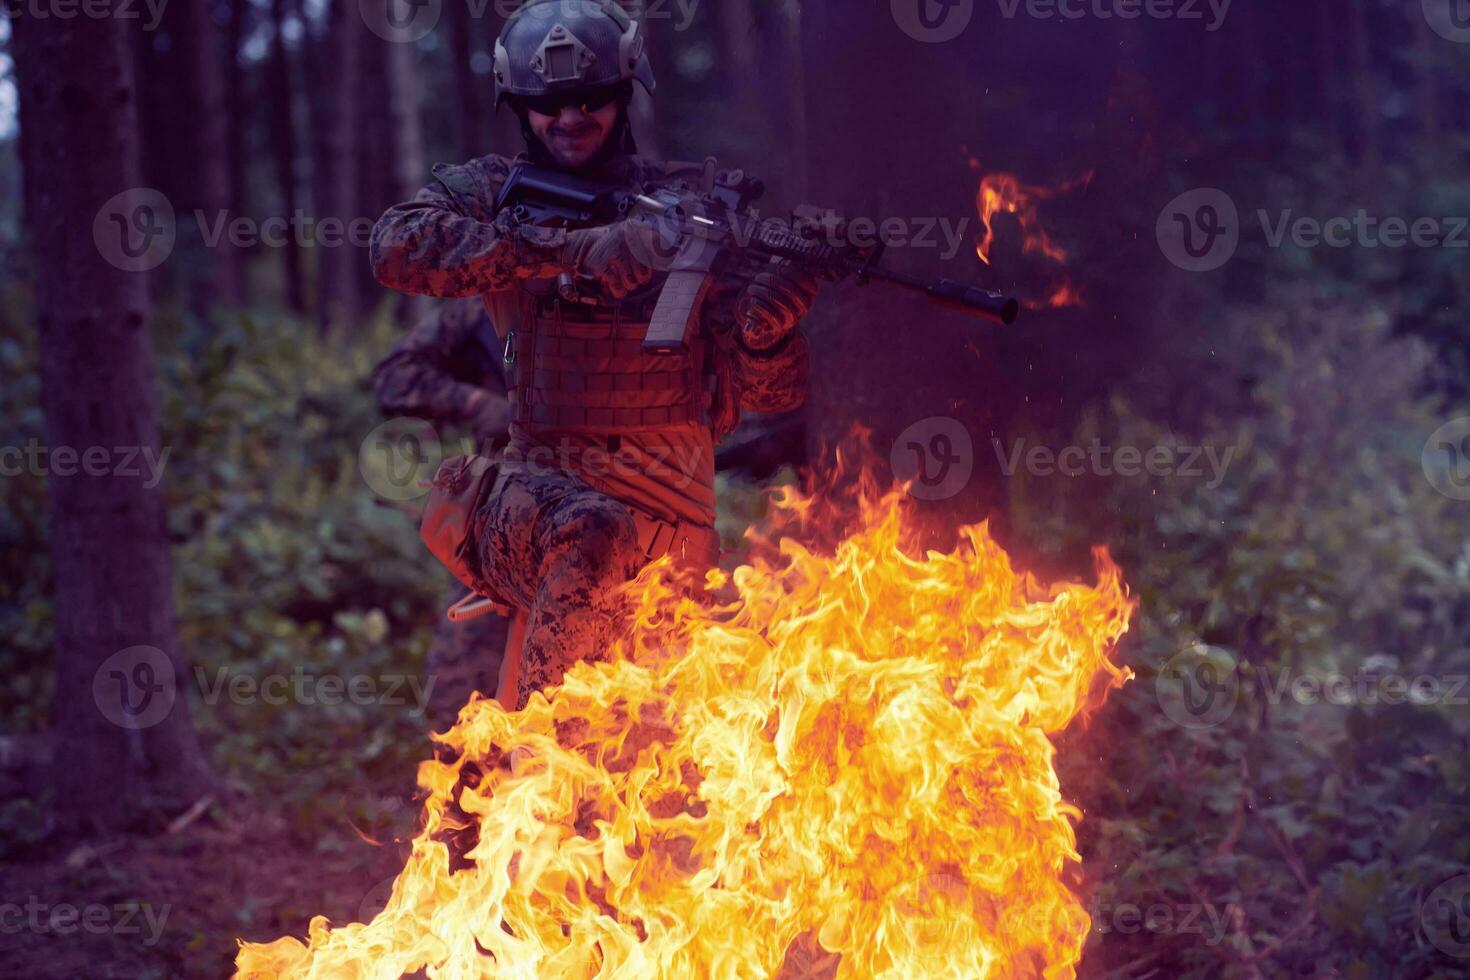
[371,0,821,709]
[372,297,514,728]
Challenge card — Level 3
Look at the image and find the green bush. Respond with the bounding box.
[1018,293,1470,977]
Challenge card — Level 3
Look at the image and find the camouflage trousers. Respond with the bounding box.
[424,584,511,730]
[472,462,652,710]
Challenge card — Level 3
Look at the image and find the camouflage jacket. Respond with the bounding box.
[372,297,510,450]
[369,152,809,417]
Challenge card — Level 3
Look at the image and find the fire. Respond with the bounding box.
[235,451,1134,979]
[969,159,1091,310]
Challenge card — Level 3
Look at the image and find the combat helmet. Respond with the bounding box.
[493,0,657,106]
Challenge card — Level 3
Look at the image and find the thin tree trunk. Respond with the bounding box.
[387,37,431,323]
[1312,0,1340,158]
[12,11,215,836]
[448,0,486,161]
[173,0,244,308]
[356,33,394,318]
[1345,0,1380,177]
[226,0,252,299]
[1416,8,1441,152]
[386,41,426,209]
[270,0,307,314]
[770,0,807,197]
[313,0,362,334]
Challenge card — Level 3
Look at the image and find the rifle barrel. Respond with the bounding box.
[866,267,1020,326]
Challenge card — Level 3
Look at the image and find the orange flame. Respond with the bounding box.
[236,452,1134,979]
[969,159,1091,309]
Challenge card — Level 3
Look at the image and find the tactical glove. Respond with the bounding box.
[561,220,662,299]
[738,261,820,353]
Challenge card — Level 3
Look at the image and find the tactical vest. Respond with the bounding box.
[504,282,713,434]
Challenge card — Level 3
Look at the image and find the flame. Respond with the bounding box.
[236,449,1134,979]
[968,159,1091,310]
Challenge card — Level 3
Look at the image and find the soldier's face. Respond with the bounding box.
[526,102,621,169]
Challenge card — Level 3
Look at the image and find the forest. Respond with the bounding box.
[2,0,1470,977]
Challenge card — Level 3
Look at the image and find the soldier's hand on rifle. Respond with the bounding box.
[562,220,661,299]
[738,260,820,353]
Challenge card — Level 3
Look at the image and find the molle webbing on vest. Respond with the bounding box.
[511,302,710,432]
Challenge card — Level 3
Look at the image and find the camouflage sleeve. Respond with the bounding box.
[734,330,810,414]
[370,154,571,298]
[372,298,508,428]
[704,257,811,415]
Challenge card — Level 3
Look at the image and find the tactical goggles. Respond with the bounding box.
[513,83,629,118]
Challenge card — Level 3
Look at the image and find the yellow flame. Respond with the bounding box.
[236,455,1134,979]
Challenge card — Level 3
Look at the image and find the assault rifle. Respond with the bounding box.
[493,163,1020,355]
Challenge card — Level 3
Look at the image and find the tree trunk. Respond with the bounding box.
[226,0,252,299]
[1313,0,1341,158]
[762,0,807,198]
[311,0,362,334]
[270,0,308,314]
[386,37,431,323]
[1345,0,1380,178]
[448,0,486,161]
[1415,6,1441,152]
[11,12,215,836]
[172,0,245,309]
[356,33,396,318]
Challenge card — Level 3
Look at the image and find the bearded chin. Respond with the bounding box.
[521,104,637,172]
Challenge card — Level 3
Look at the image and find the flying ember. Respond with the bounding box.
[236,458,1135,979]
